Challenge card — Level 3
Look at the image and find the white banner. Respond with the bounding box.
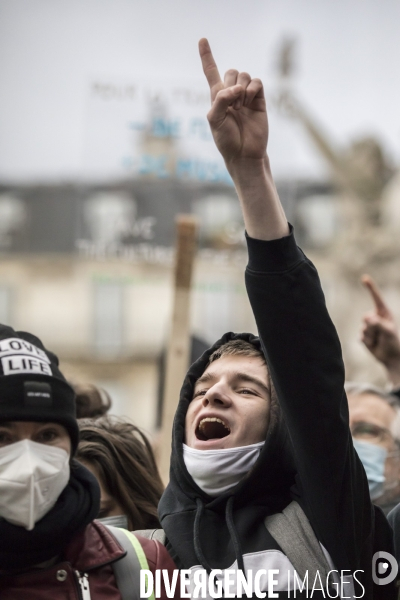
[83,78,232,185]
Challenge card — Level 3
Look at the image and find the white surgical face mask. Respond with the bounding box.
[183,442,264,496]
[0,439,70,530]
[353,438,387,500]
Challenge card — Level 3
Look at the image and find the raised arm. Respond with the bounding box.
[199,35,352,489]
[199,38,289,241]
[199,41,372,585]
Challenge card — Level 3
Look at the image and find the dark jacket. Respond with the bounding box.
[159,229,396,598]
[0,520,179,599]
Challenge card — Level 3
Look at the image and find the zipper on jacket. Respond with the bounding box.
[75,571,91,600]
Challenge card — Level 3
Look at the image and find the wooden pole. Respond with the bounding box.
[159,215,198,485]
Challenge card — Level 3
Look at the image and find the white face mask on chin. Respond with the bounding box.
[0,439,70,531]
[183,442,264,496]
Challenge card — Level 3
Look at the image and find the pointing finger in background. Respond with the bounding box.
[361,274,392,318]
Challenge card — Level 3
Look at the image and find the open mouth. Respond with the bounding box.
[195,417,231,441]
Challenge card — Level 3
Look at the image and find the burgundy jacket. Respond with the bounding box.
[0,520,179,599]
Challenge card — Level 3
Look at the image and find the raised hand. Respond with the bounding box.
[198,38,288,241]
[199,38,268,167]
[361,274,400,387]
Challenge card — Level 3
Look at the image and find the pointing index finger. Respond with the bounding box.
[199,38,223,99]
[361,274,391,318]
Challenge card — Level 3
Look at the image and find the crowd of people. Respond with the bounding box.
[1,38,400,599]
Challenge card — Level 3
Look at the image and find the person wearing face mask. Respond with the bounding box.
[354,277,400,573]
[156,39,397,599]
[0,325,179,600]
[76,416,164,531]
[345,382,400,514]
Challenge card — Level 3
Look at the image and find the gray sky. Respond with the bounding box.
[0,0,399,182]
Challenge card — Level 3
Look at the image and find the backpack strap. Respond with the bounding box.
[106,525,155,600]
[264,501,331,588]
[134,528,166,545]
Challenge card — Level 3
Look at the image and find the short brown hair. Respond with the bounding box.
[206,339,280,428]
[208,339,266,365]
[76,416,164,530]
[73,383,112,419]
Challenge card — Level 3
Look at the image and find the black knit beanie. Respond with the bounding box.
[0,325,78,453]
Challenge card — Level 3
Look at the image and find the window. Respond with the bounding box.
[0,286,12,325]
[93,282,124,357]
[0,195,26,250]
[192,194,244,248]
[84,192,136,245]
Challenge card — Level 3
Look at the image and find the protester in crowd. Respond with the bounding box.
[76,416,164,530]
[157,39,396,598]
[360,276,400,566]
[347,275,400,514]
[0,325,178,599]
[73,382,112,419]
[346,381,400,514]
[361,274,400,394]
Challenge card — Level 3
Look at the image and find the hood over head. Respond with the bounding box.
[158,331,296,571]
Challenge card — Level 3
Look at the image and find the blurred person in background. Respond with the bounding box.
[346,382,400,514]
[73,382,112,419]
[0,325,177,600]
[359,275,400,563]
[76,416,164,530]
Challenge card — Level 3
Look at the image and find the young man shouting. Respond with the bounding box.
[158,40,396,599]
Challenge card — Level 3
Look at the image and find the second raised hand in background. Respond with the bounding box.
[361,274,400,389]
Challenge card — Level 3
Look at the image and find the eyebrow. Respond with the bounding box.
[195,372,216,386]
[194,370,270,396]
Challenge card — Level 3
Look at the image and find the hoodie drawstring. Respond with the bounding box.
[225,496,246,575]
[194,498,213,573]
[193,496,246,578]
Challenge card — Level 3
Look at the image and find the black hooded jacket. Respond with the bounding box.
[158,229,395,599]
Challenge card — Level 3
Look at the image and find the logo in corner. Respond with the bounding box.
[372,551,398,585]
